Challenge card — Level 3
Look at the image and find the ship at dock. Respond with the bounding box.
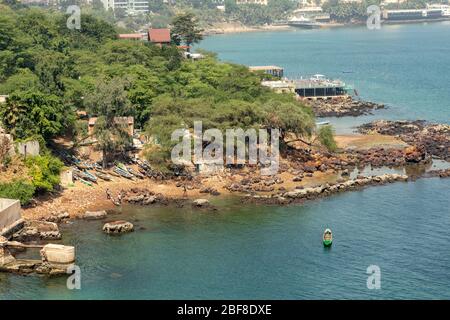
[287,16,323,29]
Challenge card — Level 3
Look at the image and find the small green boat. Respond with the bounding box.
[323,228,333,247]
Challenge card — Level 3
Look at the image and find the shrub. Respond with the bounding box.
[25,154,64,192]
[0,180,36,205]
[317,125,338,152]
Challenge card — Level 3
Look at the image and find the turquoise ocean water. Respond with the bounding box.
[1,23,449,300]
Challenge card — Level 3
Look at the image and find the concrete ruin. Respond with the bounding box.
[0,198,24,238]
[0,239,76,275]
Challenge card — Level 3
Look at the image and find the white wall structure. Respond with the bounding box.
[102,0,149,15]
[16,140,40,157]
[0,199,22,237]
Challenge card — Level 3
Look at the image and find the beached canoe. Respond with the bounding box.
[323,229,333,247]
[127,167,145,179]
[113,167,134,180]
[83,170,98,183]
[95,172,112,181]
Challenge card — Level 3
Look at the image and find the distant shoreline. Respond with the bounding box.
[203,19,450,35]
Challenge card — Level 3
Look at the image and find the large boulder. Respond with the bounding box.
[103,221,134,234]
[12,220,61,241]
[82,210,107,220]
[193,199,210,207]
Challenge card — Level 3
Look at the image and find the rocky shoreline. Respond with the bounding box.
[306,97,385,117]
[358,120,450,161]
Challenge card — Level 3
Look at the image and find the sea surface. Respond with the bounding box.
[1,23,450,300]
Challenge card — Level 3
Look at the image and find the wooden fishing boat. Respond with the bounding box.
[78,178,93,187]
[323,229,333,247]
[116,163,129,172]
[113,167,134,180]
[83,170,98,183]
[109,169,121,177]
[127,167,145,179]
[95,171,112,181]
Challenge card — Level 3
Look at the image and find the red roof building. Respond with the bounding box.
[148,28,171,47]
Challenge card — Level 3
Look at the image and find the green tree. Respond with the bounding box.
[317,125,337,152]
[84,78,133,168]
[0,90,72,140]
[171,13,204,51]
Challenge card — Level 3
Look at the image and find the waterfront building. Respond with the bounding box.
[382,8,444,21]
[291,7,331,23]
[293,75,348,99]
[261,81,295,94]
[249,66,284,78]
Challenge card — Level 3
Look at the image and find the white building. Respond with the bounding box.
[102,0,149,15]
[236,0,268,5]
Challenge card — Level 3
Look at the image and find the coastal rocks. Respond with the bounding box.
[193,199,210,207]
[123,189,170,206]
[200,187,221,196]
[427,168,450,178]
[82,210,107,220]
[103,221,134,234]
[358,120,450,160]
[307,97,385,117]
[43,211,70,223]
[244,173,409,205]
[352,146,430,167]
[12,220,61,242]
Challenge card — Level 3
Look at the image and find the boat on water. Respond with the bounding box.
[288,16,323,29]
[323,229,333,247]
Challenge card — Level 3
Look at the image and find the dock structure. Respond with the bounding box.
[249,66,284,78]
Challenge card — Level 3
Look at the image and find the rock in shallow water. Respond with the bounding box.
[82,210,107,220]
[103,221,134,234]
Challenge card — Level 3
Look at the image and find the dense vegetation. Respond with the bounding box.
[0,3,333,177]
[147,0,298,28]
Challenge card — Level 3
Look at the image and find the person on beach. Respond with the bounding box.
[183,185,188,198]
[106,188,112,200]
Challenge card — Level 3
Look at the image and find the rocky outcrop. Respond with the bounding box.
[308,97,385,117]
[12,220,61,242]
[103,221,134,234]
[244,173,409,205]
[353,146,430,167]
[358,120,450,161]
[123,189,169,206]
[193,199,210,207]
[43,211,70,223]
[427,168,450,178]
[82,210,107,220]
